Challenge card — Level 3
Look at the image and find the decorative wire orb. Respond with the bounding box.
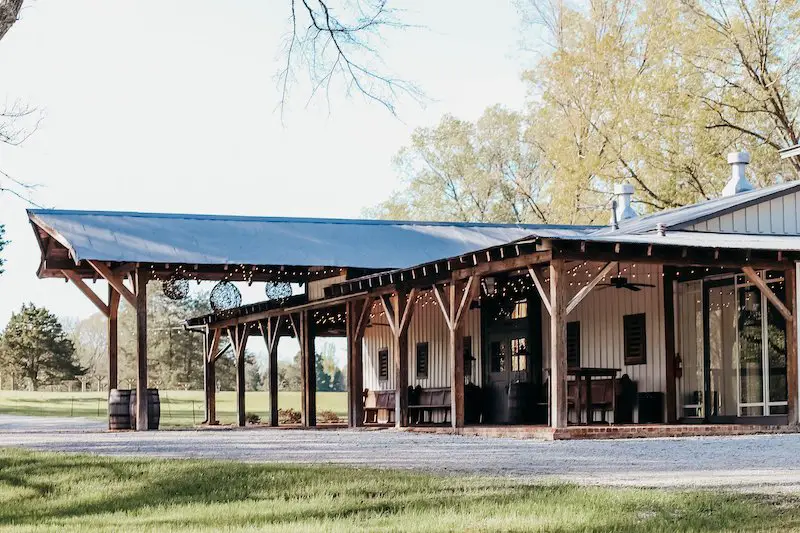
[265,281,292,302]
[162,276,190,301]
[210,281,242,311]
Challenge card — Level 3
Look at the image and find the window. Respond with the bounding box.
[624,313,647,365]
[511,300,528,319]
[567,321,580,368]
[416,342,429,379]
[511,337,528,372]
[378,348,389,381]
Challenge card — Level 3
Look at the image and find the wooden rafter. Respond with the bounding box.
[565,262,614,316]
[258,315,283,355]
[206,328,221,362]
[87,260,136,306]
[432,276,478,333]
[528,266,551,316]
[61,269,109,317]
[742,266,793,322]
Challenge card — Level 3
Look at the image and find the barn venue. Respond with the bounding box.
[27,150,800,438]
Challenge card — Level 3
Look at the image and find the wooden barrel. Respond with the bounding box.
[129,388,161,430]
[108,389,132,430]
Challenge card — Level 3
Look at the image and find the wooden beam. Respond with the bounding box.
[452,250,551,280]
[431,284,452,329]
[87,261,137,307]
[107,286,120,392]
[549,259,568,429]
[786,266,798,425]
[453,276,477,328]
[134,269,149,431]
[448,279,467,428]
[565,262,614,316]
[298,311,316,427]
[742,266,793,322]
[62,270,109,317]
[528,266,551,316]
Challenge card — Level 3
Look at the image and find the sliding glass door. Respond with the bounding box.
[677,273,788,422]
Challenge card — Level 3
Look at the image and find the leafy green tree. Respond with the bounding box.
[278,354,302,391]
[1,303,84,390]
[376,0,800,224]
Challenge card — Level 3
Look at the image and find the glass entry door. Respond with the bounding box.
[677,273,788,422]
[485,332,531,424]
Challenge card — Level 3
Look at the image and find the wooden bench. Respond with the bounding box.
[363,389,395,424]
[408,387,451,425]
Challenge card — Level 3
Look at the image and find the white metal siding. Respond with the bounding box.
[307,274,347,301]
[540,263,667,393]
[361,291,481,392]
[688,191,800,235]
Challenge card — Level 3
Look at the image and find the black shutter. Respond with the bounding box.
[624,313,647,365]
[566,321,580,368]
[416,342,429,379]
[378,348,389,381]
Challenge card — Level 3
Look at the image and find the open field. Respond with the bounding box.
[0,390,347,426]
[1,448,799,533]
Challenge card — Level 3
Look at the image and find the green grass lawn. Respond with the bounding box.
[0,448,798,532]
[0,390,347,426]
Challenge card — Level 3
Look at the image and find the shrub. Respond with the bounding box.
[245,412,261,425]
[318,410,341,424]
[278,408,301,425]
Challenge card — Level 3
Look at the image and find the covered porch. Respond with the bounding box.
[188,234,800,433]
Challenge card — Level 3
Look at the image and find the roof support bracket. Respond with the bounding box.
[565,262,614,316]
[742,266,793,322]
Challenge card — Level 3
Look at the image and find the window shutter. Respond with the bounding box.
[416,342,429,379]
[624,313,647,365]
[566,321,580,368]
[378,349,389,381]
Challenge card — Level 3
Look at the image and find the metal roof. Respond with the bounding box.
[28,209,597,270]
[560,230,800,252]
[597,180,800,235]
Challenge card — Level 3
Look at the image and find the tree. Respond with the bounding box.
[1,303,84,390]
[0,0,22,42]
[0,224,5,274]
[279,0,419,116]
[376,0,798,224]
[278,354,302,391]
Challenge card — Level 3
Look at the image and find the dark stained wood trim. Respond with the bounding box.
[134,269,149,431]
[107,286,120,392]
[663,266,677,424]
[786,266,798,425]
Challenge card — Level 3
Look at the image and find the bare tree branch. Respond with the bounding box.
[278,0,423,119]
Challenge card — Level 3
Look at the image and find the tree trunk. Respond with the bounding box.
[0,0,23,42]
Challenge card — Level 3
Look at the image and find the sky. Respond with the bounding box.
[0,1,531,365]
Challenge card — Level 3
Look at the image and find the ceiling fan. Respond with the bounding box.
[597,265,655,292]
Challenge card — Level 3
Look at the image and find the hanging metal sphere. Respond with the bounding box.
[162,276,190,301]
[265,281,292,302]
[210,281,242,311]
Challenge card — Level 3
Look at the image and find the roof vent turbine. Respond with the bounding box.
[722,151,754,196]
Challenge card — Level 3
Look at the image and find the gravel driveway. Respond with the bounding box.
[1,414,799,491]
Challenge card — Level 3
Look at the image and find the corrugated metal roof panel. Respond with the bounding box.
[28,209,597,269]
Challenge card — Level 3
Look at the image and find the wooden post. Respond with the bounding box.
[663,266,678,423]
[134,268,149,431]
[259,317,282,427]
[346,298,371,427]
[268,330,279,428]
[204,328,220,424]
[231,325,248,428]
[380,291,416,428]
[108,285,120,392]
[549,259,568,429]
[296,311,316,427]
[432,277,478,429]
[786,265,798,425]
